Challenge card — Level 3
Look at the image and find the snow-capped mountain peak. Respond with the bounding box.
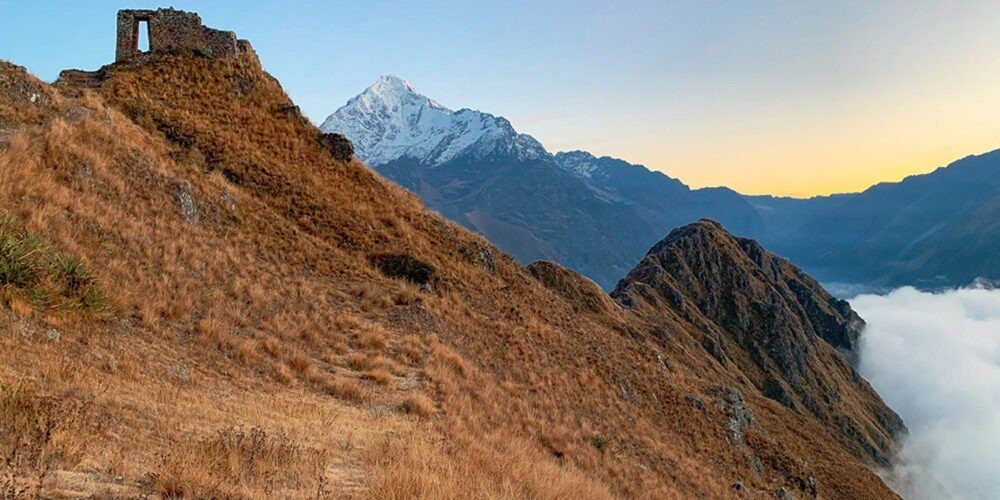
[374,74,416,93]
[320,75,548,166]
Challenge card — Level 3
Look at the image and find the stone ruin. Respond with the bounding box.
[110,8,355,162]
[116,8,253,63]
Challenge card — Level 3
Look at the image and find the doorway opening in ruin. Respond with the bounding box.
[137,20,150,52]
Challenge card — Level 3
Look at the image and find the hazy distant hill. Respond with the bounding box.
[748,150,1000,288]
[321,76,764,289]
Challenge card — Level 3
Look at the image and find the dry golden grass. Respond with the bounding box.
[365,433,616,500]
[0,53,901,499]
[152,426,339,499]
[0,315,415,498]
[322,377,365,403]
[397,393,435,417]
[0,383,92,498]
[353,325,389,352]
[364,369,394,387]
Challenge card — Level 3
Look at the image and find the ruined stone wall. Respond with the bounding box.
[116,8,251,63]
[116,10,154,63]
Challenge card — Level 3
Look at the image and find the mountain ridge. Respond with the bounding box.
[752,148,1000,287]
[321,76,766,290]
[320,75,547,167]
[323,75,999,291]
[612,219,904,466]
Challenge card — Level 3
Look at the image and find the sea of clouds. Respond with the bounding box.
[852,285,1000,500]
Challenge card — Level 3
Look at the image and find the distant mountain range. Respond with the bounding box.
[749,151,1000,289]
[321,76,764,289]
[323,76,1000,291]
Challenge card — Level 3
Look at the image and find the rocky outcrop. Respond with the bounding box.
[613,219,905,466]
[0,61,58,150]
[54,69,108,98]
[0,61,52,108]
[318,132,354,162]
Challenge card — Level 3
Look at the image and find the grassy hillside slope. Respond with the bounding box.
[0,52,899,499]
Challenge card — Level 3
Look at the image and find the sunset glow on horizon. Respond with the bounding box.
[4,0,1000,197]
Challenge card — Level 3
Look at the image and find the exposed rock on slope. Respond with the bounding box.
[614,219,905,465]
[318,131,354,161]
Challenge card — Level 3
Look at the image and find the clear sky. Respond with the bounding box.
[3,1,1000,197]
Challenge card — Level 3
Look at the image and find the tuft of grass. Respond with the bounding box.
[399,335,426,366]
[51,253,106,310]
[273,362,295,385]
[0,383,89,498]
[51,253,92,294]
[0,230,43,289]
[288,351,313,376]
[151,426,324,499]
[321,377,364,403]
[364,369,394,387]
[397,393,435,418]
[345,353,372,371]
[354,325,388,352]
[590,434,609,452]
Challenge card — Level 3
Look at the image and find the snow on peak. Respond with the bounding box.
[375,74,415,93]
[320,76,548,166]
[554,150,601,178]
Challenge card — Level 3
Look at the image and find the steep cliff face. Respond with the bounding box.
[613,219,905,466]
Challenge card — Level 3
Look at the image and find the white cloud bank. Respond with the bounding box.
[853,286,1000,500]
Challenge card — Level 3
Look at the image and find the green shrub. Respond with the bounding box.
[78,287,107,311]
[51,254,105,311]
[0,215,105,312]
[52,253,93,294]
[370,253,435,285]
[0,232,43,288]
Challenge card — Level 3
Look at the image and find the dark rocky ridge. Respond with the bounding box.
[318,132,354,162]
[613,219,905,466]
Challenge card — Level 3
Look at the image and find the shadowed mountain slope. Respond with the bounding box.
[324,77,1000,291]
[750,150,1000,288]
[322,77,765,290]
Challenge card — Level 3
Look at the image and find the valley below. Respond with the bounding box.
[853,285,1000,500]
